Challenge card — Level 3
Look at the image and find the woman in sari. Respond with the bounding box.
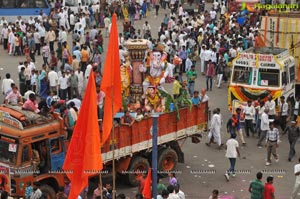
[38,64,48,99]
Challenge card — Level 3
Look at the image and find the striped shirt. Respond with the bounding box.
[266,127,279,143]
[249,179,264,199]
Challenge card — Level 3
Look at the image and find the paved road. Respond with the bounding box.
[0,5,298,199]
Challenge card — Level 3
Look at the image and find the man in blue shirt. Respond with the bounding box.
[191,91,201,105]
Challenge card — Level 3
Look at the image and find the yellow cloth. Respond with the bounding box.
[173,80,182,95]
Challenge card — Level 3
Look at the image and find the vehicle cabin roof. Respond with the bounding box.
[0,105,61,139]
[244,47,287,55]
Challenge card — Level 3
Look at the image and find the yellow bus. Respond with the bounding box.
[228,47,295,110]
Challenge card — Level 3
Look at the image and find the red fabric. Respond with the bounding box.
[263,183,275,199]
[62,71,103,199]
[100,14,122,145]
[142,168,152,199]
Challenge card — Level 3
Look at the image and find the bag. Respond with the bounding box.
[68,55,73,65]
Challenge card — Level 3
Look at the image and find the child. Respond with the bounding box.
[23,44,30,59]
[25,182,33,199]
[191,91,201,105]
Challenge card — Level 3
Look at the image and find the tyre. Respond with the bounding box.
[127,156,150,186]
[158,148,178,177]
[40,184,56,199]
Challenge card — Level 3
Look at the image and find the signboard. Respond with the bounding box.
[0,111,23,130]
[8,144,17,153]
[0,163,11,194]
[261,80,269,86]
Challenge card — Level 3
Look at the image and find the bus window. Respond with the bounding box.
[50,139,61,154]
[290,65,295,82]
[282,72,287,85]
[0,140,17,164]
[232,66,252,85]
[64,0,80,6]
[22,145,30,163]
[258,68,279,87]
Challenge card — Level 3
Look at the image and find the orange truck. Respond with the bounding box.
[0,103,208,198]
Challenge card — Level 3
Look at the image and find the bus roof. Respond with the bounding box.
[244,47,287,55]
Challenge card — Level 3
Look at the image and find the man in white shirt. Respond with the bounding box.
[224,133,240,181]
[167,185,180,199]
[294,96,300,121]
[258,108,269,147]
[142,21,151,35]
[58,72,69,100]
[8,29,15,55]
[265,95,276,120]
[75,68,84,98]
[244,100,255,137]
[1,73,14,96]
[291,159,300,199]
[33,29,41,55]
[48,68,59,93]
[279,96,289,131]
[174,184,185,199]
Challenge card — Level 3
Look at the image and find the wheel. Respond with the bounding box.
[127,156,150,186]
[158,148,178,177]
[40,184,56,199]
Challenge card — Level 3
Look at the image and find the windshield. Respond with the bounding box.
[232,65,252,85]
[0,140,17,164]
[0,0,48,8]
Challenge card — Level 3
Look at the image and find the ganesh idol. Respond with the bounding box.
[139,44,176,93]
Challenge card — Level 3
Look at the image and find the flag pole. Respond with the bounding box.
[112,102,116,199]
[99,172,103,199]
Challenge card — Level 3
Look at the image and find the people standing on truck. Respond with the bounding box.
[243,100,255,137]
[283,121,300,162]
[265,95,276,120]
[186,65,197,97]
[279,96,289,131]
[121,110,135,126]
[30,182,42,199]
[265,121,280,166]
[191,91,201,105]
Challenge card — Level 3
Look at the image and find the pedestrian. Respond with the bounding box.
[235,108,246,145]
[265,95,276,120]
[226,113,239,137]
[279,96,289,131]
[291,158,300,199]
[263,176,276,199]
[30,182,42,199]
[224,133,240,181]
[283,121,300,162]
[244,100,255,137]
[166,185,180,199]
[186,65,197,97]
[206,109,222,148]
[174,183,185,199]
[257,108,269,148]
[1,73,14,96]
[248,172,264,199]
[208,189,219,199]
[265,121,279,166]
[293,96,300,121]
[206,60,214,91]
[168,172,177,186]
[155,0,160,16]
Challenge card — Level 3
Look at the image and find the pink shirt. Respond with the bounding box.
[5,91,21,104]
[206,63,215,77]
[22,99,40,113]
[96,91,105,107]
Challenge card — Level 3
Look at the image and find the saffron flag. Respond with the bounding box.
[142,168,152,199]
[62,71,102,199]
[100,13,122,144]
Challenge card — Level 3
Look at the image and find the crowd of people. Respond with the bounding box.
[1,0,300,198]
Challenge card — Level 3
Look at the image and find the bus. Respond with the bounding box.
[0,0,51,21]
[228,47,295,111]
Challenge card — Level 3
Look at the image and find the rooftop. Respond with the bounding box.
[244,47,287,55]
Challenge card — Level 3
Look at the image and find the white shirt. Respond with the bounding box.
[48,70,59,87]
[2,78,14,94]
[59,76,68,89]
[85,64,93,79]
[243,105,255,120]
[265,100,276,115]
[176,190,185,199]
[294,101,299,115]
[168,193,180,199]
[294,163,300,183]
[260,112,269,131]
[225,138,239,158]
[279,101,288,116]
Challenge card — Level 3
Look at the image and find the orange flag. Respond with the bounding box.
[62,71,102,199]
[142,168,152,199]
[100,13,122,145]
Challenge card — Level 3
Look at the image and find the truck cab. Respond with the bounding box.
[0,105,66,198]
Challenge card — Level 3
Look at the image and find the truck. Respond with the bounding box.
[228,47,295,110]
[0,102,208,198]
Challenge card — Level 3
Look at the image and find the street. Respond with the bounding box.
[0,4,298,199]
